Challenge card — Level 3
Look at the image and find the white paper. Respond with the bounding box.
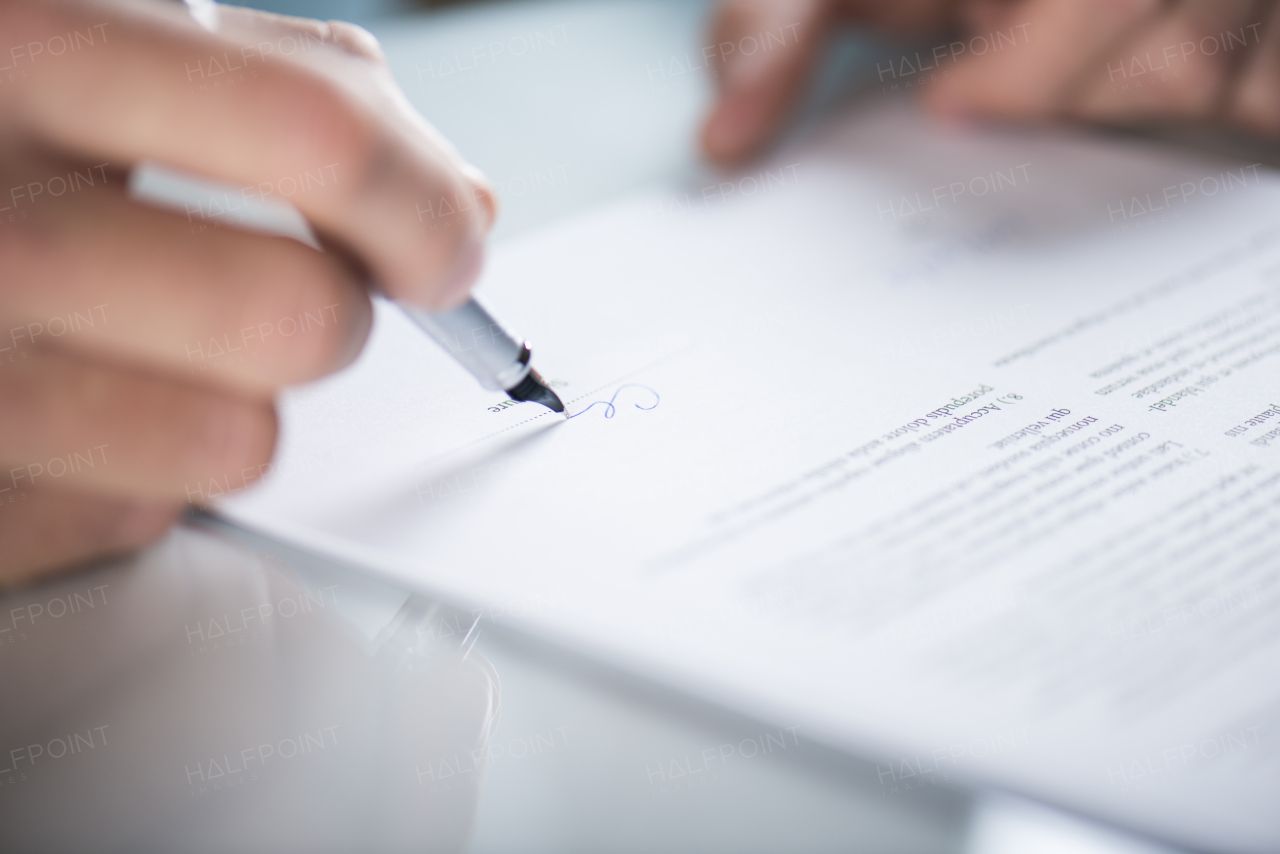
[221,100,1280,853]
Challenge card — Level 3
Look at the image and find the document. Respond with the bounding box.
[220,99,1280,853]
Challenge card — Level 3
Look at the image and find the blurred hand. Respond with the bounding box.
[0,0,495,583]
[702,0,1280,163]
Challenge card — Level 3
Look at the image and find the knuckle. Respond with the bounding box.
[188,396,277,488]
[326,20,385,63]
[410,204,480,304]
[242,246,365,382]
[277,74,377,188]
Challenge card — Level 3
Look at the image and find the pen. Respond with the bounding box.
[398,299,565,414]
[167,0,564,415]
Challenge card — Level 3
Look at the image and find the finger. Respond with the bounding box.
[1228,4,1280,133]
[701,0,832,164]
[212,5,387,64]
[0,150,371,395]
[0,486,180,588]
[924,0,1162,120]
[0,348,277,501]
[204,4,495,264]
[1,0,492,310]
[1071,0,1261,123]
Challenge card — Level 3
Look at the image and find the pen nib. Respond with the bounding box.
[507,371,565,414]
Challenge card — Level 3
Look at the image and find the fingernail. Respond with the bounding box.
[435,234,485,310]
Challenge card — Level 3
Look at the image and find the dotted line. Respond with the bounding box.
[420,345,695,467]
[428,408,559,462]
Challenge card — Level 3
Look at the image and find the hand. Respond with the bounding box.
[701,0,1280,163]
[0,0,496,583]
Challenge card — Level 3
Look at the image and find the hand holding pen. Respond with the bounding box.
[0,0,496,582]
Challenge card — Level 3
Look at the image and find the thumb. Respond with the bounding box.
[701,0,832,164]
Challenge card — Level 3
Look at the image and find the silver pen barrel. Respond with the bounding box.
[398,298,566,413]
[398,298,529,391]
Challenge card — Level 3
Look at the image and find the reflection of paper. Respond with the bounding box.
[223,100,1280,853]
[0,527,496,853]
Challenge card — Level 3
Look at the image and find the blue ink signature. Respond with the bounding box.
[568,384,660,420]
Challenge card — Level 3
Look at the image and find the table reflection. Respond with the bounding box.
[0,524,497,854]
